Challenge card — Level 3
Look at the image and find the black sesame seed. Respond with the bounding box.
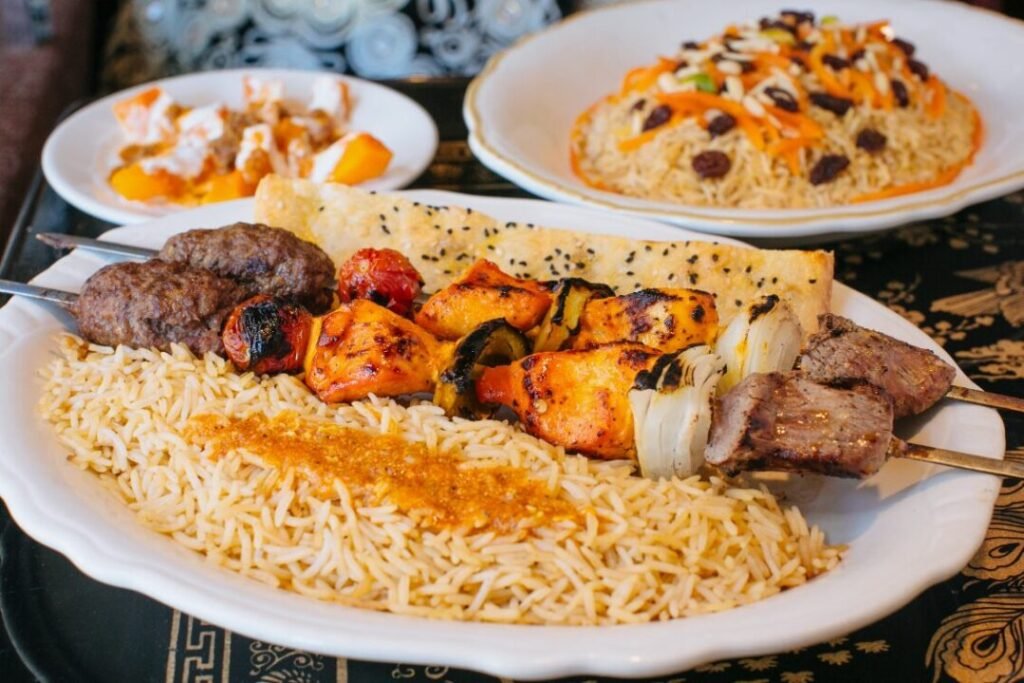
[381,225,390,234]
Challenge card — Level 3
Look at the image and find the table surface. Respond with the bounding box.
[1,81,1022,683]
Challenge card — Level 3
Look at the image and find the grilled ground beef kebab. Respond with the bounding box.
[798,313,957,418]
[73,260,247,355]
[157,222,336,313]
[706,371,895,478]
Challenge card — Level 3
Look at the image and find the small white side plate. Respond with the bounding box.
[42,69,439,224]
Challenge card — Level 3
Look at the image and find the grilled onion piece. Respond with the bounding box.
[715,295,803,395]
[435,319,530,418]
[629,345,725,480]
[532,278,614,352]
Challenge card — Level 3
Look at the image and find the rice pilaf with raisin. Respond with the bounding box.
[570,11,982,209]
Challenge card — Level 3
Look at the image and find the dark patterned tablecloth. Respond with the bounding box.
[1,84,1022,683]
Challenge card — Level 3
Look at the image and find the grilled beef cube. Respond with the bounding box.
[706,372,893,479]
[798,314,956,418]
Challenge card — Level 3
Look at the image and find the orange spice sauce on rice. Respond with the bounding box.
[187,411,579,534]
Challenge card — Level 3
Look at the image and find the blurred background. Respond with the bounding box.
[0,0,1017,240]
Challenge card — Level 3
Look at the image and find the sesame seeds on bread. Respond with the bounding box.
[253,175,833,335]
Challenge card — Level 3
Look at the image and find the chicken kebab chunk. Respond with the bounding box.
[415,259,553,339]
[476,343,662,459]
[573,288,718,352]
[798,313,957,418]
[304,299,451,403]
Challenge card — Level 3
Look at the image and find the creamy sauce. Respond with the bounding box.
[186,411,577,534]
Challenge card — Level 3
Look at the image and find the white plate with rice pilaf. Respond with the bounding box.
[465,0,1024,240]
[0,195,1004,679]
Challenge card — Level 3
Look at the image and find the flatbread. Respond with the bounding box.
[253,175,833,334]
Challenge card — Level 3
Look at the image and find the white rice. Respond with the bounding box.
[40,335,841,625]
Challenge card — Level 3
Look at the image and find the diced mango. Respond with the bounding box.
[112,87,163,124]
[200,170,253,204]
[329,134,393,185]
[109,164,185,201]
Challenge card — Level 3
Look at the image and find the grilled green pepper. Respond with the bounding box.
[532,278,615,353]
[434,319,530,418]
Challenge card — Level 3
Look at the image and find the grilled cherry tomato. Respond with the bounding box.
[222,294,313,375]
[337,248,424,317]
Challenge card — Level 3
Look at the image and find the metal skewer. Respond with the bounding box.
[37,233,155,259]
[945,385,1024,414]
[898,443,1024,479]
[0,279,77,307]
[28,233,1024,417]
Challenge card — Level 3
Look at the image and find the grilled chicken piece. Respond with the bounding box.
[414,259,552,340]
[706,371,894,479]
[572,288,718,353]
[476,343,661,459]
[798,313,956,418]
[305,299,449,403]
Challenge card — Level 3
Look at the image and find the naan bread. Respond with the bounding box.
[253,176,833,334]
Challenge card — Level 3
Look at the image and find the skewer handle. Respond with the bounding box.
[0,279,78,307]
[37,233,155,260]
[901,443,1024,480]
[947,385,1024,415]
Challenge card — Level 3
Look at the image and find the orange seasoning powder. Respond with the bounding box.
[186,411,578,534]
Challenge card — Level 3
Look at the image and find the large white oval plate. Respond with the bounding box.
[0,194,1003,679]
[465,0,1024,240]
[42,69,439,225]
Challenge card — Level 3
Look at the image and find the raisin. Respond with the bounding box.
[692,151,731,179]
[707,113,737,138]
[675,59,689,71]
[795,40,814,52]
[822,54,849,71]
[682,40,700,50]
[740,60,756,74]
[781,10,815,25]
[892,37,916,57]
[642,105,672,132]
[789,55,807,70]
[765,86,799,112]
[891,79,910,108]
[809,154,850,185]
[630,98,646,112]
[810,92,853,116]
[856,128,887,153]
[908,59,930,81]
[759,18,796,34]
[850,48,866,63]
